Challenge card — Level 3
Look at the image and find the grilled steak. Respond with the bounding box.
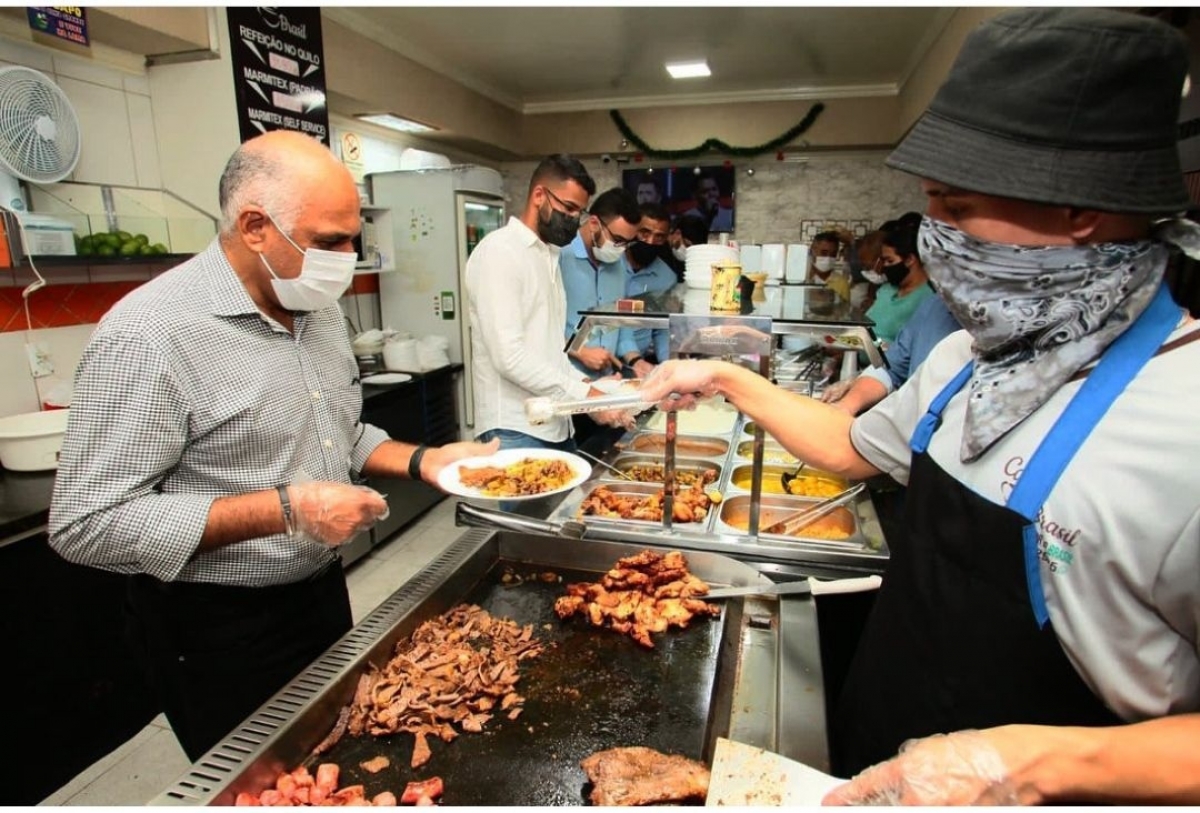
[580,746,710,806]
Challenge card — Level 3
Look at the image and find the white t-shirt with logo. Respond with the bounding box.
[850,324,1200,722]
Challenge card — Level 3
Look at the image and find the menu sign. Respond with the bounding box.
[227,7,329,145]
[27,7,89,48]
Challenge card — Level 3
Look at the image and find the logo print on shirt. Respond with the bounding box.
[1001,456,1081,574]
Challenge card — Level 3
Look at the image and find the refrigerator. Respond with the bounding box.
[371,166,506,438]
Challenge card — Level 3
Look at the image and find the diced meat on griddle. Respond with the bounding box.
[581,746,711,806]
[234,762,400,807]
[400,777,444,806]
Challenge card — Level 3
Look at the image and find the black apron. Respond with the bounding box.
[831,284,1180,776]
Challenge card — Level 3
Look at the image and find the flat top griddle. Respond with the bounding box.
[306,560,725,806]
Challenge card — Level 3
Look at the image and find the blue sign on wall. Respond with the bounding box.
[27,7,89,48]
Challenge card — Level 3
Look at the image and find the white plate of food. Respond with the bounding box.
[438,448,592,501]
[361,372,413,385]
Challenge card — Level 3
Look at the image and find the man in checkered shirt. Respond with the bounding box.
[48,131,496,761]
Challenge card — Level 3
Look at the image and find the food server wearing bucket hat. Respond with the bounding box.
[46,131,496,762]
[640,8,1200,804]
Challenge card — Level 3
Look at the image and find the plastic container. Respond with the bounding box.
[382,337,419,371]
[20,214,76,256]
[0,409,69,471]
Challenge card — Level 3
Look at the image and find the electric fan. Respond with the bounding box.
[0,65,81,212]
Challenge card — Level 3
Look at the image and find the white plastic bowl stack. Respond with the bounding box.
[0,409,70,471]
[684,244,739,289]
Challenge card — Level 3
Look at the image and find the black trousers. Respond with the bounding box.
[124,560,353,761]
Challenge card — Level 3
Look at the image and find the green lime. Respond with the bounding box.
[138,243,156,256]
[78,235,93,252]
[133,233,150,245]
[151,243,169,254]
[119,239,141,257]
[101,233,121,248]
[95,244,116,257]
[115,230,132,242]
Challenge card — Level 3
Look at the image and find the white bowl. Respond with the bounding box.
[0,409,69,471]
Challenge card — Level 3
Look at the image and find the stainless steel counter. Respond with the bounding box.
[151,530,829,805]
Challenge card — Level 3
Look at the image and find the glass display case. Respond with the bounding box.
[567,282,887,392]
[10,180,217,262]
[554,283,891,577]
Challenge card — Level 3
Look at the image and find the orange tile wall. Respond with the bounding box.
[0,272,382,332]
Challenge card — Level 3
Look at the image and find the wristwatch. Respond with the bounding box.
[277,485,295,538]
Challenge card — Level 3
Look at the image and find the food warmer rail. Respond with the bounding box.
[150,530,828,806]
[536,412,890,579]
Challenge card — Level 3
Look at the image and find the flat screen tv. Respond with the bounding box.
[623,165,735,233]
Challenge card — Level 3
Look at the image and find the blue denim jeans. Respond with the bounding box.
[475,428,577,454]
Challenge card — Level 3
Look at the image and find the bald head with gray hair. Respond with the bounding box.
[217,131,350,236]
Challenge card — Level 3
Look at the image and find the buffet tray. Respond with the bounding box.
[546,414,889,576]
[151,532,788,806]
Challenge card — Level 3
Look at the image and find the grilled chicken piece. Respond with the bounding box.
[581,746,710,806]
[555,550,719,648]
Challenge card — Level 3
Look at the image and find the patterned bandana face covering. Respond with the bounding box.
[917,216,1168,462]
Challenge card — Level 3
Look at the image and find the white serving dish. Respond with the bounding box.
[0,409,69,471]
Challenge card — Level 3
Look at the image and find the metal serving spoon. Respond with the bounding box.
[576,449,637,481]
[780,461,807,493]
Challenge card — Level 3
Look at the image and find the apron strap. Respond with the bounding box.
[909,360,974,454]
[1008,283,1181,627]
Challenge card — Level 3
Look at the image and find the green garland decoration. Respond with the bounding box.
[609,103,825,160]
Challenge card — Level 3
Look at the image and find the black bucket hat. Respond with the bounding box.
[887,8,1191,215]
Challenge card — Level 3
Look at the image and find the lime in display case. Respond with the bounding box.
[9,180,217,263]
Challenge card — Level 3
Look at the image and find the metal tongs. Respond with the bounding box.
[524,391,650,425]
[455,501,587,539]
[704,574,882,600]
[761,483,866,536]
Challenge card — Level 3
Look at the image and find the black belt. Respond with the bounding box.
[131,556,341,601]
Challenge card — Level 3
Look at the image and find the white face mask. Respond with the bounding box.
[673,245,689,261]
[862,269,886,286]
[260,212,357,312]
[813,256,836,273]
[593,238,626,264]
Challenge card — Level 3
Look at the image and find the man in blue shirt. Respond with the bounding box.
[617,203,678,376]
[821,289,962,415]
[559,188,641,377]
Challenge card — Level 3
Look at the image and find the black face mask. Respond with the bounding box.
[881,260,909,287]
[536,202,579,247]
[627,240,659,268]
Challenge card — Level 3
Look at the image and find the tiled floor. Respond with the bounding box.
[38,498,467,807]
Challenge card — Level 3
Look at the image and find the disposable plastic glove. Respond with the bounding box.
[590,406,638,430]
[820,379,854,404]
[637,359,723,411]
[823,730,1021,806]
[288,482,389,547]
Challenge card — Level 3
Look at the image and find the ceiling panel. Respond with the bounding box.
[323,7,955,112]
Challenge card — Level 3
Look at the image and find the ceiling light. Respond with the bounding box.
[355,113,438,133]
[665,60,711,80]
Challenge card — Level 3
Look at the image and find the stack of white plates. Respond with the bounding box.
[784,244,809,283]
[681,288,712,313]
[761,244,786,281]
[739,244,763,273]
[684,244,739,289]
